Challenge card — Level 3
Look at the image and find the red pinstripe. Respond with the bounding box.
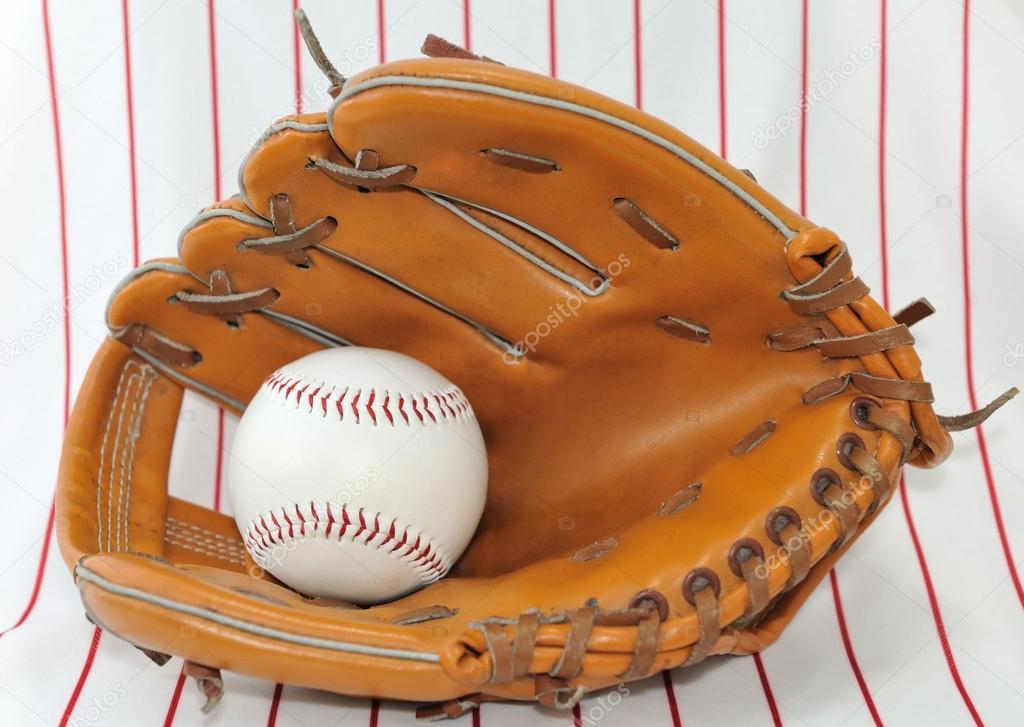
[830,571,883,726]
[798,0,808,215]
[261,9,309,714]
[366,12,387,727]
[548,0,557,77]
[463,0,471,52]
[790,4,879,721]
[0,504,54,638]
[661,669,682,726]
[207,1,222,201]
[572,702,582,726]
[162,668,187,727]
[292,0,303,113]
[377,0,386,64]
[957,0,1023,611]
[752,652,782,726]
[1,0,72,644]
[163,5,229,723]
[873,5,981,721]
[206,0,226,515]
[57,0,146,715]
[472,704,481,726]
[122,0,141,267]
[58,626,103,727]
[633,0,642,109]
[45,0,71,433]
[44,0,100,721]
[717,0,727,160]
[267,683,284,726]
[877,0,890,308]
[898,480,983,724]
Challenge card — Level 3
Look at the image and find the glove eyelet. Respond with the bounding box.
[810,468,843,507]
[728,538,766,577]
[682,568,721,606]
[837,433,866,471]
[765,506,802,545]
[629,589,669,621]
[849,397,881,431]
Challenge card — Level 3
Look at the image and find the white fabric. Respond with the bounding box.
[1,1,1022,725]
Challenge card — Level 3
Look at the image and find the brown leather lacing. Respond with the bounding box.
[116,196,334,365]
[775,240,1015,430]
[613,197,680,250]
[468,600,672,709]
[238,193,337,267]
[730,419,777,455]
[294,9,345,96]
[421,33,502,64]
[171,270,278,327]
[481,148,560,173]
[309,156,418,191]
[165,195,333,330]
[656,315,711,344]
[183,661,223,714]
[114,324,201,367]
[455,238,1015,703]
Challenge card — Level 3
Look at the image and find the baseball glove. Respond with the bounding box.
[57,14,1014,719]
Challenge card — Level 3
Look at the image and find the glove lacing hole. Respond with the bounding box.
[836,433,866,471]
[682,568,721,606]
[809,468,843,508]
[728,538,766,577]
[764,506,802,545]
[809,468,849,554]
[628,589,669,621]
[849,397,882,431]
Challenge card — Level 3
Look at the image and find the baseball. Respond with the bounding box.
[228,347,488,605]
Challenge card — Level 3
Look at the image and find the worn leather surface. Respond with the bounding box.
[57,54,951,706]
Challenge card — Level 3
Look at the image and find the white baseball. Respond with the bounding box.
[228,347,488,605]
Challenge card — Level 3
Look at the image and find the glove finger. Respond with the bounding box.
[230,116,606,357]
[105,260,319,410]
[328,59,810,282]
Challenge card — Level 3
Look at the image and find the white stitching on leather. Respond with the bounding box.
[74,565,441,663]
[96,360,155,553]
[333,75,798,240]
[164,516,248,566]
[118,366,155,552]
[243,501,451,582]
[164,532,247,566]
[262,367,473,427]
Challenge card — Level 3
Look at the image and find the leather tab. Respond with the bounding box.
[183,661,223,714]
[937,387,1019,432]
[893,297,936,327]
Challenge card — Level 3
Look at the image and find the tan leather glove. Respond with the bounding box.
[57,18,1013,720]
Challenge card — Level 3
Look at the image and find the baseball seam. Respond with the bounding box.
[262,368,472,427]
[243,501,452,583]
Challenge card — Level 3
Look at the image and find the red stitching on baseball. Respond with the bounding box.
[244,502,450,581]
[261,366,473,428]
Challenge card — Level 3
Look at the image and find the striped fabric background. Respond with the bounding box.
[1,1,1022,725]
